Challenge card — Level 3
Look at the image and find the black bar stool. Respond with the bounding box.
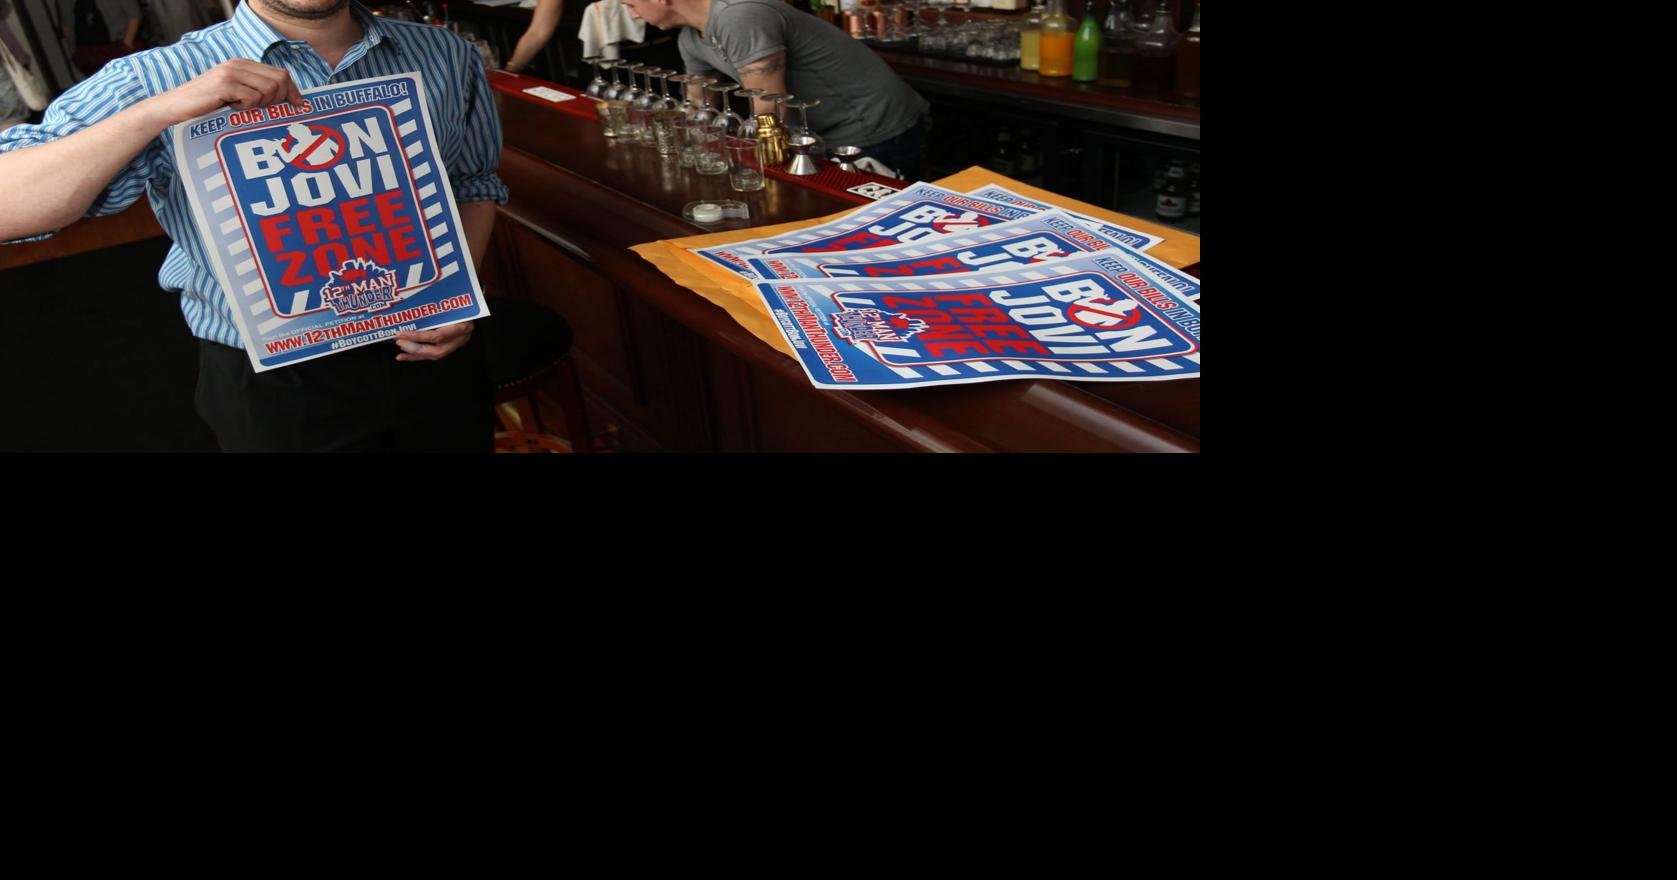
[479,297,594,453]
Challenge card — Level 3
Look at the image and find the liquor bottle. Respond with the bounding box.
[1175,1,1200,100]
[1072,4,1101,82]
[993,129,1017,176]
[1019,1,1043,71]
[1133,0,1178,94]
[1155,158,1188,220]
[1017,129,1040,179]
[1187,160,1200,215]
[1100,0,1136,87]
[1037,0,1074,77]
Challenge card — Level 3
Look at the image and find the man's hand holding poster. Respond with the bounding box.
[173,72,488,372]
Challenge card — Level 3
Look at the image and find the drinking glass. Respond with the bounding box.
[595,99,630,138]
[708,81,742,137]
[675,114,703,167]
[584,56,608,97]
[768,93,795,128]
[783,98,824,159]
[733,88,765,138]
[691,77,723,128]
[653,69,679,111]
[652,108,686,158]
[692,128,729,175]
[601,60,629,101]
[683,75,715,114]
[725,136,764,192]
[626,65,657,144]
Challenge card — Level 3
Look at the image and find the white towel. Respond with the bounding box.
[580,1,648,61]
[854,156,901,179]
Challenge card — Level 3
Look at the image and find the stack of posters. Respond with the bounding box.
[684,182,1200,390]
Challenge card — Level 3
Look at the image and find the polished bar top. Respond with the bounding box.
[487,72,1199,451]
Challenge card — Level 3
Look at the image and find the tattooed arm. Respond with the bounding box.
[735,51,788,116]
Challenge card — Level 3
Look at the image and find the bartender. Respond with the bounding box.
[618,0,929,180]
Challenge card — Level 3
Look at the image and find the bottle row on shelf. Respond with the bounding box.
[1022,0,1198,98]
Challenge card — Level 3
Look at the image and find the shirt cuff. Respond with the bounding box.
[452,174,510,205]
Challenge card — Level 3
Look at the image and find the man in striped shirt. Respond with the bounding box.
[0,0,510,452]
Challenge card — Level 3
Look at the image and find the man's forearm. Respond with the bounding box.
[124,18,140,46]
[0,97,172,240]
[460,199,497,269]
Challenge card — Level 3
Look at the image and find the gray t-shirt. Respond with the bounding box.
[678,0,927,149]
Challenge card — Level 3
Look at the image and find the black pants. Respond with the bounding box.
[860,115,931,183]
[195,333,492,453]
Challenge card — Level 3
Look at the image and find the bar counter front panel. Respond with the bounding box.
[483,75,1199,453]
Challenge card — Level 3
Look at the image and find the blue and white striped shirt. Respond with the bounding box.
[0,1,508,348]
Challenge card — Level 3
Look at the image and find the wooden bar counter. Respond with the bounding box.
[482,72,1199,452]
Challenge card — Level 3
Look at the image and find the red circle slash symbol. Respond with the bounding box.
[1068,298,1145,330]
[931,214,987,234]
[283,125,346,171]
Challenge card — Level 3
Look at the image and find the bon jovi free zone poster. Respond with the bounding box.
[173,72,487,372]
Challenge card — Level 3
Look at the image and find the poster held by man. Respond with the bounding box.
[173,70,489,372]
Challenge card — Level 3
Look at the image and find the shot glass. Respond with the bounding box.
[651,109,686,158]
[595,100,630,138]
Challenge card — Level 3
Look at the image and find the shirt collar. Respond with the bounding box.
[227,1,398,63]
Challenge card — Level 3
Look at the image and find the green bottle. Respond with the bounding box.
[1072,3,1102,82]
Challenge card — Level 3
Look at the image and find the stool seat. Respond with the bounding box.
[481,297,574,391]
[478,297,592,453]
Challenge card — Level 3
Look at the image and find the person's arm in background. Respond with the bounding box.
[503,0,562,74]
[0,59,302,241]
[116,0,141,48]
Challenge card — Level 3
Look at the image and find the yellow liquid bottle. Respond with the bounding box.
[1020,0,1043,70]
[1037,0,1074,77]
